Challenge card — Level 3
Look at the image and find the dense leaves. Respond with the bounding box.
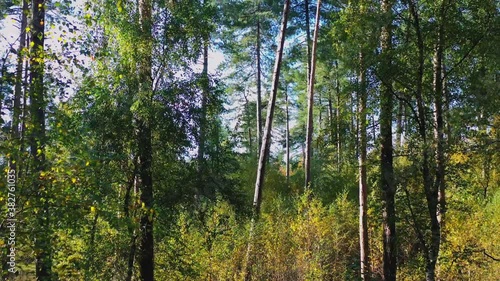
[0,0,498,280]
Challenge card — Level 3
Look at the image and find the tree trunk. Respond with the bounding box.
[304,0,321,189]
[125,157,138,281]
[12,0,27,148]
[30,0,52,279]
[407,1,442,279]
[198,27,209,197]
[328,89,334,143]
[126,231,138,281]
[434,0,446,229]
[396,100,404,148]
[245,1,290,278]
[19,50,29,181]
[243,91,253,152]
[251,0,290,219]
[285,86,290,188]
[358,51,370,281]
[430,2,447,280]
[380,0,397,280]
[138,0,154,280]
[305,0,311,86]
[318,91,322,138]
[256,3,263,153]
[335,61,341,172]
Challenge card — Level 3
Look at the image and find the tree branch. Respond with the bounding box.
[482,250,500,262]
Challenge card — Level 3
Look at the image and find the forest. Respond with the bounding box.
[0,0,499,280]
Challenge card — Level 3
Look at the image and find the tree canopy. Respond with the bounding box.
[0,0,499,280]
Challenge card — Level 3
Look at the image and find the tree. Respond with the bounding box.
[135,1,154,280]
[246,0,290,278]
[252,0,290,219]
[218,0,281,156]
[379,0,397,279]
[304,0,321,189]
[358,49,369,281]
[30,0,52,279]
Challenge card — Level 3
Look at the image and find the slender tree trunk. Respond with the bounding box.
[251,0,290,220]
[482,148,491,199]
[434,0,446,230]
[304,0,321,189]
[408,1,441,279]
[318,91,322,136]
[380,0,397,280]
[335,61,341,172]
[125,157,138,281]
[305,0,311,86]
[124,156,138,216]
[352,92,358,160]
[256,3,263,153]
[245,1,290,278]
[430,3,447,280]
[126,229,138,281]
[328,90,334,143]
[396,100,404,148]
[198,27,209,196]
[18,52,29,182]
[443,64,452,147]
[243,91,253,152]
[12,0,27,147]
[30,0,52,280]
[138,0,154,279]
[285,87,290,188]
[358,51,370,281]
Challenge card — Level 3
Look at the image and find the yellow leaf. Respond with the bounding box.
[90,206,96,213]
[86,161,90,166]
[117,0,123,13]
[40,171,46,177]
[71,178,77,183]
[142,202,145,209]
[37,149,42,155]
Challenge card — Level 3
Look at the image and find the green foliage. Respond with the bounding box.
[154,192,359,281]
[0,0,499,279]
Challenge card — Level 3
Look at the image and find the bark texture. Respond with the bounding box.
[30,0,52,279]
[138,0,154,279]
[380,0,397,279]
